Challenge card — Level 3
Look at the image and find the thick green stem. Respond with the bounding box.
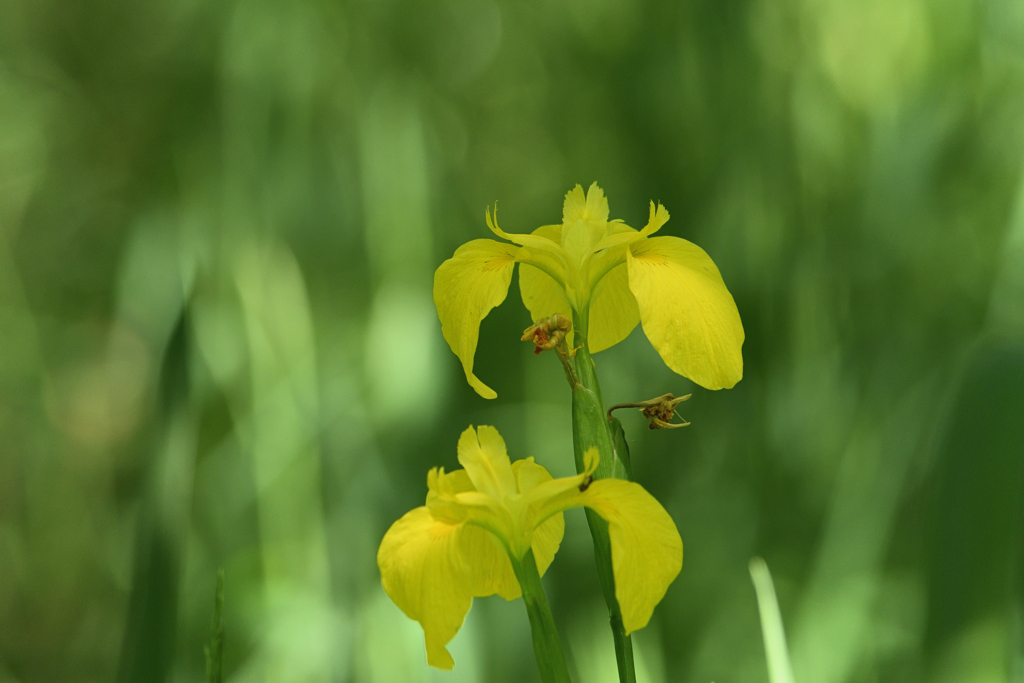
[511,549,573,683]
[570,311,637,683]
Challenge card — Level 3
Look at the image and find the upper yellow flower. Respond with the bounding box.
[433,182,745,398]
[377,425,683,669]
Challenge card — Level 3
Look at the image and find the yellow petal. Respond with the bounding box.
[520,262,572,322]
[591,220,638,254]
[425,466,473,524]
[511,457,565,575]
[579,479,683,634]
[519,217,638,352]
[377,507,477,669]
[457,425,518,499]
[518,224,577,345]
[561,184,610,264]
[562,184,588,223]
[626,236,744,390]
[591,202,669,254]
[460,522,521,602]
[584,222,636,299]
[519,448,600,527]
[433,239,518,399]
[485,207,568,286]
[587,262,640,353]
[485,206,563,255]
[563,182,609,224]
[639,202,670,238]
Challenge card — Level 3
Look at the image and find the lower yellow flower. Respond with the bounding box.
[377,425,683,669]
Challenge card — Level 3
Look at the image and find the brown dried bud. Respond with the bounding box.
[609,393,691,429]
[521,314,572,355]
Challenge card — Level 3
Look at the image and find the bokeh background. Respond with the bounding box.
[2,0,1023,681]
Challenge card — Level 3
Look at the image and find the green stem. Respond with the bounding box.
[570,310,637,683]
[510,549,573,683]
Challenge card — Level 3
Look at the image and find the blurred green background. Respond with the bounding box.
[2,0,1023,681]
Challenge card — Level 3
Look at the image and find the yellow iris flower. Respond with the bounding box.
[377,425,683,669]
[433,182,745,398]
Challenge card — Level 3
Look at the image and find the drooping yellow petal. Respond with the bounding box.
[578,479,683,634]
[457,425,518,499]
[433,239,518,399]
[377,507,476,669]
[626,236,744,390]
[512,447,680,634]
[587,262,640,353]
[511,457,565,575]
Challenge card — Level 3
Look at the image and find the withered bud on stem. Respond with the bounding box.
[521,314,572,355]
[608,393,692,430]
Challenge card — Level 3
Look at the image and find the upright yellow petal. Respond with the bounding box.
[562,184,588,224]
[561,184,610,264]
[626,236,744,390]
[563,182,609,224]
[433,239,518,399]
[377,507,476,669]
[587,262,640,353]
[585,183,610,223]
[579,479,683,634]
[457,425,518,499]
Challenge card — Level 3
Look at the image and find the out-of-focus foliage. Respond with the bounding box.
[0,0,1022,682]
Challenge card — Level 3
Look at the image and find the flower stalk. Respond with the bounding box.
[510,549,573,683]
[570,311,636,683]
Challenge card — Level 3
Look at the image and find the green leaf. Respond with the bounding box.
[204,570,225,683]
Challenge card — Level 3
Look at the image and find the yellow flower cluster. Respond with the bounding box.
[378,183,743,673]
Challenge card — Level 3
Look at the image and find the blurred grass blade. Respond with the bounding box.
[205,570,225,683]
[116,310,195,683]
[750,557,796,683]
